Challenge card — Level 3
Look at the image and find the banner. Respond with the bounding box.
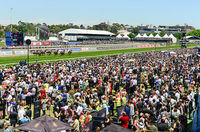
[15,50,28,55]
[0,50,12,56]
[31,42,41,46]
[42,42,50,46]
[82,48,89,51]
[88,47,97,51]
[70,48,81,51]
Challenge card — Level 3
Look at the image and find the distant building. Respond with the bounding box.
[58,28,115,41]
[137,25,157,34]
[158,25,195,34]
[137,25,195,35]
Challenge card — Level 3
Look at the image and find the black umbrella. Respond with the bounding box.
[15,115,74,132]
[100,123,132,132]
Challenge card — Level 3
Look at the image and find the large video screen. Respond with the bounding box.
[5,31,24,46]
[36,26,49,40]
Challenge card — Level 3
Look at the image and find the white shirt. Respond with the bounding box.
[18,109,25,120]
[76,106,83,116]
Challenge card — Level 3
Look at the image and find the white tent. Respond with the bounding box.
[24,36,37,41]
[49,37,59,41]
[116,34,123,39]
[149,34,154,38]
[135,34,143,38]
[163,34,169,38]
[154,34,161,38]
[123,34,130,40]
[169,34,177,43]
[143,33,148,38]
[116,34,130,40]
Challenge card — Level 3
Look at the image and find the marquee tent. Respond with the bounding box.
[154,34,161,38]
[149,34,154,38]
[135,34,143,38]
[163,34,169,38]
[142,33,148,38]
[169,34,177,43]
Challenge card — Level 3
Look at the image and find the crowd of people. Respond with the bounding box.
[0,48,199,132]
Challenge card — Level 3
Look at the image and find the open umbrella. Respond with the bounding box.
[15,115,74,132]
[193,47,200,49]
[100,123,132,132]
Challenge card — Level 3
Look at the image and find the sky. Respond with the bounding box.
[0,0,200,28]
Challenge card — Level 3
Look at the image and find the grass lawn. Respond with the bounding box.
[0,43,199,66]
[0,42,5,47]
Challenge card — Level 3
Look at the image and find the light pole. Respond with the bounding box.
[10,8,13,32]
[26,39,31,67]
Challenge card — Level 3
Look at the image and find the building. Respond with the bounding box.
[158,25,195,34]
[137,25,157,34]
[58,28,115,41]
[137,25,195,35]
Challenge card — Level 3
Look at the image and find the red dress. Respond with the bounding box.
[40,89,46,99]
[119,116,130,128]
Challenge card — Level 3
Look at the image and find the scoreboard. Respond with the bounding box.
[5,31,24,46]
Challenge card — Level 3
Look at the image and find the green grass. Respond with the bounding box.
[0,43,200,65]
[0,42,5,47]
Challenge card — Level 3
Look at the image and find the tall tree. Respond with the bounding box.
[186,30,200,37]
[173,33,183,40]
[159,31,166,37]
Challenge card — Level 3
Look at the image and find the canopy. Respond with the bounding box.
[193,47,200,49]
[154,34,161,38]
[15,115,74,132]
[169,34,177,43]
[149,34,154,38]
[142,33,148,38]
[100,123,132,132]
[135,34,143,38]
[163,34,169,38]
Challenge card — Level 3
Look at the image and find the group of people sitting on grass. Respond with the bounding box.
[0,48,199,132]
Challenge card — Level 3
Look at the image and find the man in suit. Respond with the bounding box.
[9,110,18,127]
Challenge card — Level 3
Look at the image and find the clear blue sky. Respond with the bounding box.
[1,0,200,28]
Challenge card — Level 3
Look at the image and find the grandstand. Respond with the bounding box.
[58,28,115,41]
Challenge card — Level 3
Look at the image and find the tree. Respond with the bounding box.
[110,23,123,34]
[128,33,137,39]
[186,30,200,37]
[152,32,157,36]
[130,27,139,34]
[173,33,183,40]
[159,31,166,37]
[80,25,85,29]
[146,32,152,36]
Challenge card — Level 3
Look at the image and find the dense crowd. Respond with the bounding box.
[0,48,199,132]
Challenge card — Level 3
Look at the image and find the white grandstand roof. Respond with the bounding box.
[59,28,115,36]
